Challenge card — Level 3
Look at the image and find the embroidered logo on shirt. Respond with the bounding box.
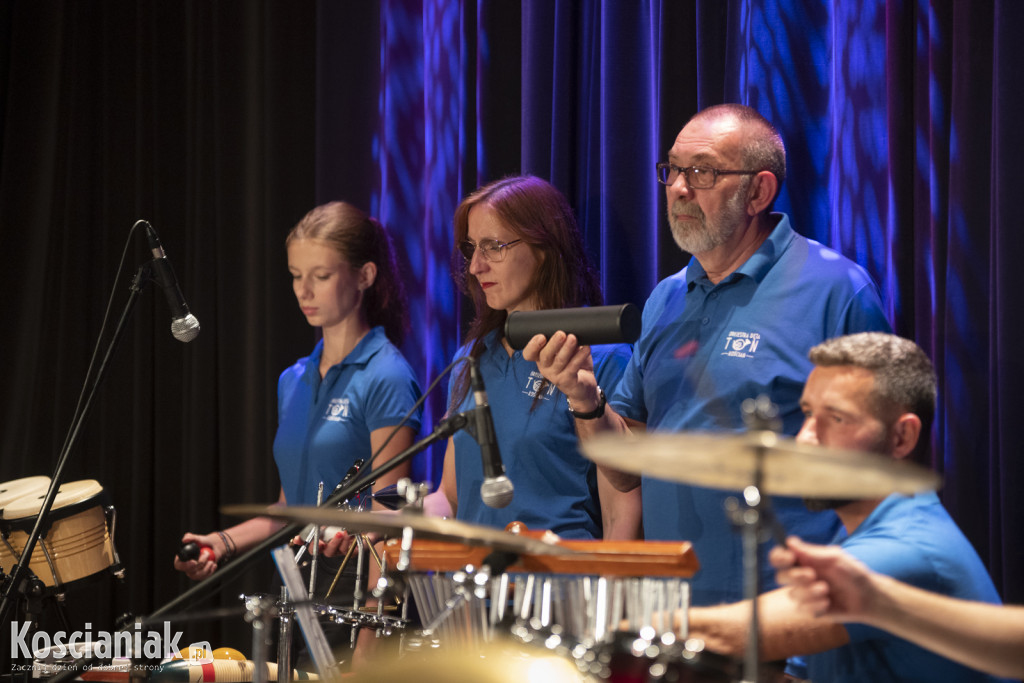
[522,370,558,399]
[721,330,761,358]
[325,398,351,422]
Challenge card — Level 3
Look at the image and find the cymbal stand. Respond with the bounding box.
[242,593,277,683]
[729,396,787,683]
[725,484,772,683]
[348,534,368,648]
[307,483,324,600]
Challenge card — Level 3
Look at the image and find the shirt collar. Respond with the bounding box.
[307,326,388,377]
[685,212,796,289]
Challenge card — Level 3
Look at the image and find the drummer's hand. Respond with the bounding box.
[173,532,219,581]
[522,331,598,404]
[320,527,383,557]
[770,536,875,621]
[319,526,351,557]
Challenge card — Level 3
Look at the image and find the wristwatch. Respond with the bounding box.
[567,386,606,420]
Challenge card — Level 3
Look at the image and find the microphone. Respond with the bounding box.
[504,303,641,350]
[468,358,513,508]
[144,222,200,342]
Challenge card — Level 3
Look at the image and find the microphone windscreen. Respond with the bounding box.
[504,303,641,350]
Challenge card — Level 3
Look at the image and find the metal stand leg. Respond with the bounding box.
[727,489,763,683]
[243,594,277,683]
[277,587,293,683]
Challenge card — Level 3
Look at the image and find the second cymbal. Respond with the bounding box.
[581,430,941,498]
[222,505,573,556]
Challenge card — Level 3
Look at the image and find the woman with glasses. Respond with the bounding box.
[422,175,636,540]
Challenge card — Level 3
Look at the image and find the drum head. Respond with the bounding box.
[0,476,51,512]
[2,479,103,519]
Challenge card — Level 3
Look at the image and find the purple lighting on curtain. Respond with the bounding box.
[375,0,462,482]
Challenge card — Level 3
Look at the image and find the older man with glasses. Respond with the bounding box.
[526,104,891,608]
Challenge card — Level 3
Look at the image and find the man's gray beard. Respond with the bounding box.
[668,179,750,255]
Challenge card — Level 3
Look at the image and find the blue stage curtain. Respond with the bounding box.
[0,2,1020,643]
[321,0,1023,601]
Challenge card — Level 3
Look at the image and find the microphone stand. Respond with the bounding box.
[0,263,158,628]
[47,410,470,682]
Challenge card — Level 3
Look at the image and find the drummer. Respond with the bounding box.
[682,333,1007,683]
[419,175,634,540]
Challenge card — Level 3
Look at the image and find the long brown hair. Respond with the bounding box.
[286,201,409,346]
[450,175,602,409]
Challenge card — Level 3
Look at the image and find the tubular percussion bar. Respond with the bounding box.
[680,581,691,637]
[460,572,481,645]
[471,570,492,642]
[539,576,553,629]
[489,572,510,626]
[593,576,609,643]
[515,573,536,621]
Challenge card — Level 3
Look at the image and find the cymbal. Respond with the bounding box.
[581,430,941,498]
[222,505,573,556]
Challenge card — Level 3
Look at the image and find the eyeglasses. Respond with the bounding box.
[458,238,523,263]
[656,162,758,189]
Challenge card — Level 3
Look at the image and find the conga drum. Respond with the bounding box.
[0,479,121,588]
[0,475,52,573]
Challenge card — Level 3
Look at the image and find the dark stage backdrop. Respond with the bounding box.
[0,0,1020,654]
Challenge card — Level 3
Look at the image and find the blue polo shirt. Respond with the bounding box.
[803,493,1009,683]
[611,214,890,605]
[450,333,631,539]
[273,326,422,506]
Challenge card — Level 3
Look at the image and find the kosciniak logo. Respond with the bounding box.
[10,621,211,663]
